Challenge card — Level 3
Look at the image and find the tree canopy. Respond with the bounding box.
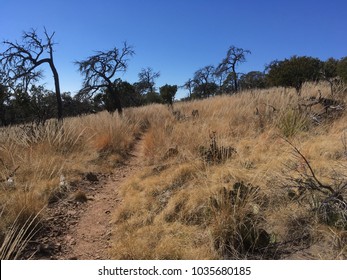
[159,84,177,106]
[216,45,251,92]
[137,67,160,95]
[337,57,347,82]
[266,56,322,93]
[239,71,266,90]
[192,65,218,98]
[75,42,134,114]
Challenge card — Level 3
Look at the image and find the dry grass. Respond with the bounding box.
[0,207,43,259]
[109,82,347,259]
[1,82,347,259]
[0,111,143,258]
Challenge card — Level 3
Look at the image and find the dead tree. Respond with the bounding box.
[0,28,63,120]
[216,45,251,93]
[138,67,160,95]
[75,42,134,115]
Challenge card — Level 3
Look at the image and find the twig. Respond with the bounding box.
[281,137,335,194]
[8,166,20,179]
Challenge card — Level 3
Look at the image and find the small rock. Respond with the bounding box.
[84,172,99,182]
[37,242,55,256]
[72,190,88,203]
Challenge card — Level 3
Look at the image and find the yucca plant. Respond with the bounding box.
[277,108,309,138]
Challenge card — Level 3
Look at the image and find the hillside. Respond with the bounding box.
[1,83,346,259]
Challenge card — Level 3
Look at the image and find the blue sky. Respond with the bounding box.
[1,0,346,99]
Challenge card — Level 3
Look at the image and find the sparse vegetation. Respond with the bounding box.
[1,82,347,259]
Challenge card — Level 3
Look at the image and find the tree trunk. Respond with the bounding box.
[107,87,123,115]
[49,61,63,120]
[0,107,6,126]
[114,91,123,115]
[232,64,238,92]
[295,82,302,96]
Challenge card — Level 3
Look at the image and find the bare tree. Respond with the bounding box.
[0,28,63,120]
[75,42,134,114]
[183,78,195,98]
[216,45,251,93]
[137,67,160,94]
[193,65,218,98]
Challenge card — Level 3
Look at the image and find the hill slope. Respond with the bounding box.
[1,83,346,259]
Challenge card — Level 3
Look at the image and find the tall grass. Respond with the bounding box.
[1,82,346,259]
[0,110,143,259]
[109,83,347,259]
[0,207,43,259]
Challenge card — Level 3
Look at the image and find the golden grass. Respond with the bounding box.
[1,82,347,259]
[0,111,144,258]
[109,82,347,259]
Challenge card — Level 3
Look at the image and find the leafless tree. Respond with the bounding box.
[183,78,195,98]
[194,65,215,84]
[216,45,251,92]
[75,42,134,114]
[137,67,160,94]
[193,65,218,98]
[0,28,63,120]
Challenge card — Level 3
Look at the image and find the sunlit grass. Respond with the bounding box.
[109,83,347,259]
[1,82,347,259]
[0,110,144,259]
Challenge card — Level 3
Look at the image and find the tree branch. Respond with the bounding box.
[282,137,335,194]
[75,42,134,97]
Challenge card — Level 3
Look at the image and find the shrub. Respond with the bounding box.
[277,109,309,137]
[209,182,270,259]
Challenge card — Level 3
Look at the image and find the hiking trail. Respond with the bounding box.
[26,134,145,260]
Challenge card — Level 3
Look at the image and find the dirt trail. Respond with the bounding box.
[63,137,144,260]
[24,135,145,260]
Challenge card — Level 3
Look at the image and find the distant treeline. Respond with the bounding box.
[0,27,346,126]
[1,55,346,126]
[0,82,177,126]
[182,55,347,100]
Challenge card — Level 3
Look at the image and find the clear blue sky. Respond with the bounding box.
[1,0,346,99]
